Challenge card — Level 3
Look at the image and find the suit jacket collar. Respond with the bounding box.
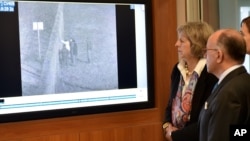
[208,66,247,99]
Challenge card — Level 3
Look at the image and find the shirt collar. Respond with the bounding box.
[178,58,206,77]
[218,65,242,84]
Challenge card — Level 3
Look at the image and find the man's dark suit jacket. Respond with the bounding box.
[164,63,218,141]
[199,66,250,141]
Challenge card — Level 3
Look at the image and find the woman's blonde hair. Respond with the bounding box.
[177,21,214,59]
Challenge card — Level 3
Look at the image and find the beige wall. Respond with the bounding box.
[176,0,186,26]
[176,0,219,30]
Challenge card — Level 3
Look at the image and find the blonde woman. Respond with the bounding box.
[163,22,218,141]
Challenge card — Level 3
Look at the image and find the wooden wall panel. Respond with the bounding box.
[21,133,79,141]
[1,140,20,141]
[153,0,178,120]
[79,124,163,141]
[80,129,116,141]
[0,0,178,141]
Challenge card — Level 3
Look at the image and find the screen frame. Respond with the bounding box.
[0,0,154,123]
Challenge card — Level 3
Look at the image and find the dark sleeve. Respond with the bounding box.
[163,63,180,123]
[171,122,199,141]
[187,68,218,124]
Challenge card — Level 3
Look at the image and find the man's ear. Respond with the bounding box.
[216,49,224,63]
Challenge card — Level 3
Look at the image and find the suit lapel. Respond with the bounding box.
[204,66,247,109]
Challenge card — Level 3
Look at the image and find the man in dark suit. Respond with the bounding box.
[199,28,250,141]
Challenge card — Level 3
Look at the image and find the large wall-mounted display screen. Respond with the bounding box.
[0,0,154,123]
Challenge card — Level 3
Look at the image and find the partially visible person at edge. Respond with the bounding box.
[163,21,218,141]
[199,28,250,141]
[240,16,250,54]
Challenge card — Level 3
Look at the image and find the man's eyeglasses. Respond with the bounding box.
[203,48,218,54]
